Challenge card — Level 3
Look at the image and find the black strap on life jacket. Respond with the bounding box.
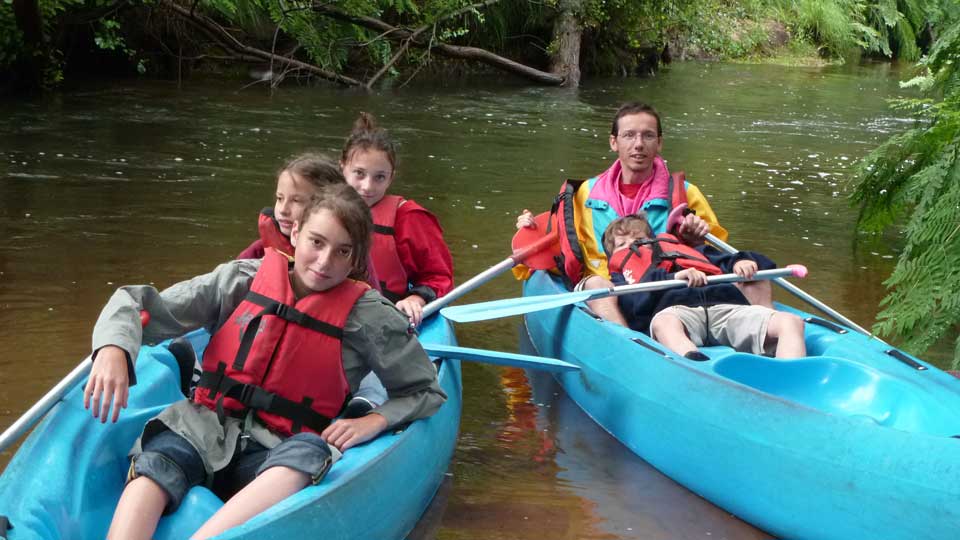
[232,291,343,371]
[197,362,350,434]
[552,179,586,288]
[640,237,713,273]
[373,224,395,235]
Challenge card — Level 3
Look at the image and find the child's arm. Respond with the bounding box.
[395,204,454,302]
[700,246,776,274]
[340,294,446,430]
[85,260,259,422]
[237,238,265,260]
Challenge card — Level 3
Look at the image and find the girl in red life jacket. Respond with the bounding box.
[237,153,340,260]
[340,112,454,326]
[84,183,445,540]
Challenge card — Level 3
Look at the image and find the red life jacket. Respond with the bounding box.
[194,248,368,437]
[608,233,722,285]
[551,172,690,286]
[551,179,587,289]
[257,208,294,259]
[370,195,410,303]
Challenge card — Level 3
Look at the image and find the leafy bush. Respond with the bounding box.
[852,21,960,367]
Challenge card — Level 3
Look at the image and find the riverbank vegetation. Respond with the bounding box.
[2,0,958,93]
[852,21,960,368]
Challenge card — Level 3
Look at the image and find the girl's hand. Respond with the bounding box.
[733,259,758,279]
[676,268,708,287]
[83,345,130,424]
[677,214,710,244]
[395,294,426,326]
[516,209,536,230]
[321,413,388,451]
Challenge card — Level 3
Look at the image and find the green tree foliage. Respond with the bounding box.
[0,0,956,89]
[851,21,960,367]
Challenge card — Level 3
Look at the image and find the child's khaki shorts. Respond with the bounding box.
[651,304,777,356]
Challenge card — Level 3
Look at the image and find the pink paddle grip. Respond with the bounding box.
[666,203,689,234]
[787,264,808,278]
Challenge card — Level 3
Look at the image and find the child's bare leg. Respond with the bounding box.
[650,313,698,356]
[582,275,628,327]
[191,466,310,540]
[107,477,169,540]
[765,312,806,358]
[736,281,774,308]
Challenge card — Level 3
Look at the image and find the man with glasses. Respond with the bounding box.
[515,102,730,325]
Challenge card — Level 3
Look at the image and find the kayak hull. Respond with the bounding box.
[522,271,960,540]
[0,315,461,540]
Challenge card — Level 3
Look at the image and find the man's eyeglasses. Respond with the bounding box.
[618,131,659,143]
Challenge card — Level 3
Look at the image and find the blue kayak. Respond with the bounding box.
[521,270,960,540]
[0,314,461,540]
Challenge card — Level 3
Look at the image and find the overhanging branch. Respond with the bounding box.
[159,0,362,87]
[313,2,564,86]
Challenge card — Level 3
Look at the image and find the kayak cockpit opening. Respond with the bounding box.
[711,353,960,436]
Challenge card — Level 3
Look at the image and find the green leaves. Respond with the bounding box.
[852,14,960,367]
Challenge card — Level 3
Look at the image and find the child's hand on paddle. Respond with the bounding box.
[516,209,536,229]
[396,294,426,326]
[322,413,388,451]
[676,268,708,287]
[733,259,759,280]
[84,345,130,424]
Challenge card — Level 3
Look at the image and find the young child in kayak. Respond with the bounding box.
[340,112,453,326]
[83,182,446,540]
[603,213,806,359]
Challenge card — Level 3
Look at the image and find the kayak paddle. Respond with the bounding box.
[421,211,558,319]
[704,232,876,338]
[441,266,808,323]
[421,343,578,372]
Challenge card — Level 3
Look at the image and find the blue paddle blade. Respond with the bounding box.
[421,343,579,372]
[440,289,597,323]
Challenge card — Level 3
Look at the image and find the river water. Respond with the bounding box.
[0,61,947,539]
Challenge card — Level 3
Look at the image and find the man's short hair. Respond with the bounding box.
[610,102,662,137]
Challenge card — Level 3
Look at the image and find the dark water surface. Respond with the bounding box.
[0,62,945,538]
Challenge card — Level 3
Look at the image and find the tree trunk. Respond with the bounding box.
[11,0,46,93]
[549,0,582,88]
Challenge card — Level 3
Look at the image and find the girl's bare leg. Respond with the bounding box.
[106,477,169,540]
[191,466,310,540]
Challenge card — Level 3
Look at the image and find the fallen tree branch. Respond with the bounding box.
[313,1,564,86]
[159,0,362,87]
[366,38,411,89]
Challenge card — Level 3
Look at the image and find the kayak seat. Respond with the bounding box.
[712,353,959,434]
[801,329,847,357]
